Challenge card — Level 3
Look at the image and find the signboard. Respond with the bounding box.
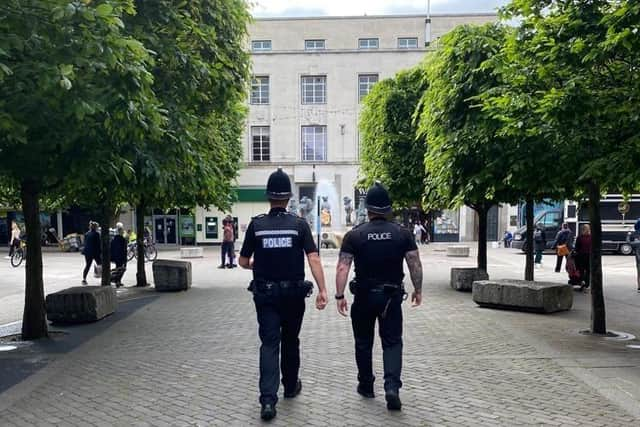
[618,202,630,215]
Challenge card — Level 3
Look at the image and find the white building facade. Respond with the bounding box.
[195,13,502,244]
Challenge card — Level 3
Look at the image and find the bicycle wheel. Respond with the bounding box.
[11,249,24,267]
[145,244,158,262]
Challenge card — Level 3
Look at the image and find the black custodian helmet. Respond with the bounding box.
[365,181,392,215]
[266,168,292,200]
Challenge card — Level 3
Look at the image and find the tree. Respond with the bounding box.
[503,0,640,334]
[359,67,428,209]
[0,0,163,338]
[479,21,573,282]
[123,0,251,286]
[418,23,513,273]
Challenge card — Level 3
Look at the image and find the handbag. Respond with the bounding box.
[557,244,570,257]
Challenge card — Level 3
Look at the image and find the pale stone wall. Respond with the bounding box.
[197,14,500,244]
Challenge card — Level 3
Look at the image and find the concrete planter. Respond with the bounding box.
[153,259,192,292]
[450,267,489,292]
[472,279,573,313]
[46,286,117,324]
[447,245,470,257]
[180,247,203,258]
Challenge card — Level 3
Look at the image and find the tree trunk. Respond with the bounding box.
[20,181,48,340]
[477,205,488,273]
[136,201,148,287]
[100,205,113,286]
[524,197,535,281]
[588,181,606,334]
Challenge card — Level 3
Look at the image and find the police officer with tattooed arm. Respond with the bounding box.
[239,168,329,421]
[335,182,423,411]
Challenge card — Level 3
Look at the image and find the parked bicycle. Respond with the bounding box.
[11,239,26,267]
[126,239,157,262]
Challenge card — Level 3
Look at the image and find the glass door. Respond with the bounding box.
[154,217,166,244]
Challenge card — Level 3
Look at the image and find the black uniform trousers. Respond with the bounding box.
[253,288,306,405]
[351,290,403,393]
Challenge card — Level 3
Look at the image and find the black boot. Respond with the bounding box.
[284,379,302,398]
[385,390,402,411]
[357,375,375,398]
[260,404,276,421]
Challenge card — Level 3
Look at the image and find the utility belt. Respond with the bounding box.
[248,279,313,298]
[349,278,405,297]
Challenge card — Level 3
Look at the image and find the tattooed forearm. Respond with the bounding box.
[335,252,354,295]
[338,252,354,268]
[405,250,423,293]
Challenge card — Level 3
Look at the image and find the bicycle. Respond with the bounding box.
[126,239,157,262]
[11,240,26,267]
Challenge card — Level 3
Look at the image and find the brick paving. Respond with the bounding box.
[1,246,640,426]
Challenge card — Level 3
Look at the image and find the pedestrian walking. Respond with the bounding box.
[335,182,423,411]
[552,223,573,273]
[110,223,127,288]
[629,235,640,293]
[5,221,21,260]
[533,225,546,268]
[82,221,101,284]
[503,230,513,248]
[420,221,429,244]
[574,224,592,290]
[238,168,329,421]
[413,222,423,245]
[219,217,236,268]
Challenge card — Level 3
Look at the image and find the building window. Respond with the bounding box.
[301,76,326,104]
[358,38,379,49]
[251,126,270,162]
[302,126,327,161]
[398,37,419,49]
[252,40,272,51]
[358,74,379,102]
[250,76,269,105]
[305,39,326,50]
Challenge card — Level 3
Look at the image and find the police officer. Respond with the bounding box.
[239,168,328,421]
[335,182,423,411]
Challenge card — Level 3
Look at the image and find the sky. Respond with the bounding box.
[251,0,511,17]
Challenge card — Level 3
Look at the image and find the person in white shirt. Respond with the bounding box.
[413,222,424,245]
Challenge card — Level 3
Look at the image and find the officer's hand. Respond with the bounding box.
[411,291,422,307]
[337,298,349,317]
[315,290,328,310]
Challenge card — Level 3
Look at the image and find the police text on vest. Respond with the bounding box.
[367,232,392,241]
[262,237,293,248]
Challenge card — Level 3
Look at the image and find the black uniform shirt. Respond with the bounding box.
[240,207,317,281]
[340,218,417,285]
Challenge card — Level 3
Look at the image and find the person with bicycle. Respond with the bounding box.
[82,221,101,285]
[5,221,21,260]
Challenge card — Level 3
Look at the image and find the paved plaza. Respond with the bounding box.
[1,246,640,426]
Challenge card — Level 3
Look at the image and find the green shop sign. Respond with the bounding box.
[180,215,195,238]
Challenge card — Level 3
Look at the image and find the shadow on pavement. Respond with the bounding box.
[0,294,158,394]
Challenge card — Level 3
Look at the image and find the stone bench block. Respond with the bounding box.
[46,286,117,324]
[450,268,489,292]
[447,245,470,257]
[180,247,203,258]
[472,279,573,313]
[153,259,192,292]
